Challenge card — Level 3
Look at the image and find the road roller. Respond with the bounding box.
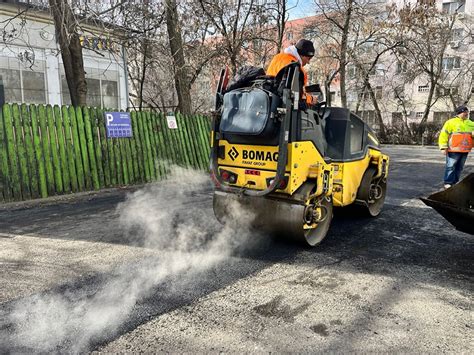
[209,64,389,246]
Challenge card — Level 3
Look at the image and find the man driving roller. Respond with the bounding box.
[266,38,319,107]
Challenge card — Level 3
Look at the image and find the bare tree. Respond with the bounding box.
[392,3,458,138]
[120,1,167,110]
[348,18,403,140]
[264,0,293,53]
[312,0,356,108]
[435,23,473,110]
[165,0,192,114]
[49,0,87,106]
[196,0,277,73]
[382,55,419,142]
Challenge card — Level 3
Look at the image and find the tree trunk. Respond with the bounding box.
[366,81,386,140]
[49,0,87,107]
[276,0,286,53]
[416,73,438,139]
[138,39,149,111]
[324,79,331,106]
[338,0,353,109]
[165,0,192,114]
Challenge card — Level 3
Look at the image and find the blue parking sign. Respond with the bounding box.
[105,112,132,138]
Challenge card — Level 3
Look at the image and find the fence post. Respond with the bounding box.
[0,104,12,201]
[90,108,105,189]
[76,107,92,190]
[129,111,141,183]
[83,107,99,190]
[12,104,31,199]
[21,104,39,199]
[69,106,85,191]
[46,105,63,194]
[62,105,78,192]
[54,105,71,193]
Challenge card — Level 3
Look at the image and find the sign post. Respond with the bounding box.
[104,112,132,138]
[166,114,178,129]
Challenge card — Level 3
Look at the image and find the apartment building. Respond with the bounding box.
[257,0,473,132]
[318,0,473,129]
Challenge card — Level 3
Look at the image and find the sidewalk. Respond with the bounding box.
[381,144,438,149]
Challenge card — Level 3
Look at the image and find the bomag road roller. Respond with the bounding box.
[209,64,389,246]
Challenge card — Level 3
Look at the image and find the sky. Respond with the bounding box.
[287,0,317,20]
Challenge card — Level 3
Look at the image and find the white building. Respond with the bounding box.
[0,0,129,109]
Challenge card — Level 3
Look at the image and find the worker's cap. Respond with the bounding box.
[295,39,315,57]
[455,105,469,114]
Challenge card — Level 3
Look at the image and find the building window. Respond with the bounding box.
[367,63,385,76]
[0,67,21,102]
[358,110,376,126]
[391,112,403,126]
[347,90,357,102]
[252,39,262,50]
[23,71,46,103]
[418,85,429,93]
[286,32,293,40]
[416,112,424,118]
[437,86,458,96]
[87,78,102,107]
[62,77,102,107]
[0,56,46,104]
[433,111,452,124]
[442,57,461,70]
[302,28,315,38]
[347,65,357,79]
[442,1,465,14]
[371,64,385,76]
[394,86,405,100]
[417,0,435,5]
[396,61,407,74]
[358,91,369,101]
[61,67,119,108]
[452,28,464,41]
[375,86,382,99]
[102,80,118,108]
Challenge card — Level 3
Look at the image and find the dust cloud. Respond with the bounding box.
[4,167,258,353]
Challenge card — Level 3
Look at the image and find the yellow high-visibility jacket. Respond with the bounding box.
[438,116,474,151]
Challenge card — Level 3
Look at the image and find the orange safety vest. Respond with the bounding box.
[266,53,315,105]
[448,132,473,153]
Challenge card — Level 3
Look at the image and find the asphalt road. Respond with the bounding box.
[0,146,472,353]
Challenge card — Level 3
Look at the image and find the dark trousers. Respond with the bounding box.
[444,152,468,184]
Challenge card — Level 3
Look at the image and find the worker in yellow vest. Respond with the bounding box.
[438,105,474,189]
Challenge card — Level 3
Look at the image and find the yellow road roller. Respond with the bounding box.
[210,64,389,246]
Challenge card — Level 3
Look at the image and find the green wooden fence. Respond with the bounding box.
[0,103,211,203]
